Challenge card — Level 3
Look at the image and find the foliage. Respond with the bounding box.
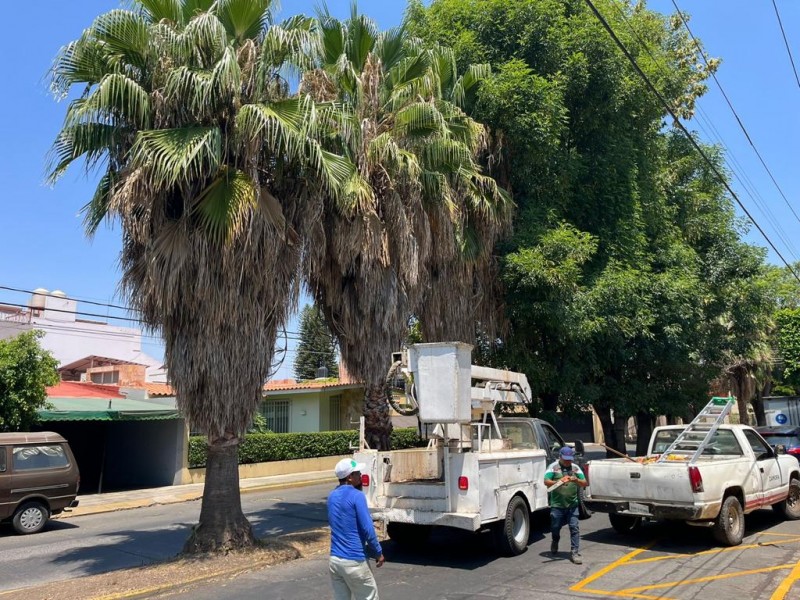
[188,427,421,468]
[408,0,773,443]
[0,331,58,432]
[247,413,272,434]
[775,309,800,394]
[293,304,339,381]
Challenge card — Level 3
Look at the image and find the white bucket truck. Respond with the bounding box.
[354,342,576,556]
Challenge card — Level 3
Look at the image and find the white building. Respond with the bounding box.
[0,288,167,383]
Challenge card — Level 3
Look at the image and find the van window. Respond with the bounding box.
[12,445,68,470]
[498,422,539,449]
[0,447,6,472]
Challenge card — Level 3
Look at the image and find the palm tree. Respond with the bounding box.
[301,9,510,449]
[48,0,353,552]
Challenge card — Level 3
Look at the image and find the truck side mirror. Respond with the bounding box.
[574,440,585,455]
[776,444,787,455]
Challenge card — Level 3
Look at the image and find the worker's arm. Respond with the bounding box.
[573,466,589,488]
[354,493,385,566]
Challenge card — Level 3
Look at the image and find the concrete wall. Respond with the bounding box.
[185,454,347,484]
[103,419,186,489]
[289,395,319,433]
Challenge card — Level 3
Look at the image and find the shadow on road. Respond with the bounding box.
[249,500,329,537]
[583,508,788,553]
[0,518,79,538]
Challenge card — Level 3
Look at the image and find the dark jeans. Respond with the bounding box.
[550,506,580,553]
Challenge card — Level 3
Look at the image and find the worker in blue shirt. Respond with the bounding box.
[327,458,385,600]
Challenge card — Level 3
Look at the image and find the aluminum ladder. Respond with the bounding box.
[655,395,735,464]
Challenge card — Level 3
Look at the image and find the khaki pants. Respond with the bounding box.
[329,556,379,600]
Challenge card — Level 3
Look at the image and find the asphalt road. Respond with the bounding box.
[168,508,800,600]
[0,482,333,593]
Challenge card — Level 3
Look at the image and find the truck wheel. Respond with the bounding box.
[386,523,432,547]
[494,496,530,556]
[609,514,642,535]
[12,501,50,535]
[713,495,744,546]
[773,478,800,520]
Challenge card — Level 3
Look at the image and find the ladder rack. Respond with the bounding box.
[655,396,735,464]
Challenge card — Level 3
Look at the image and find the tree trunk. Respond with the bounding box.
[541,391,559,413]
[364,384,393,450]
[753,382,768,427]
[635,412,654,458]
[183,437,254,554]
[613,414,628,456]
[593,403,615,458]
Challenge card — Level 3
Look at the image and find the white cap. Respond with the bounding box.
[335,457,366,480]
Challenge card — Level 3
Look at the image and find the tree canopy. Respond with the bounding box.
[0,331,58,432]
[293,304,339,381]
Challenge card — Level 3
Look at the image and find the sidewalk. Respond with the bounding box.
[58,469,336,518]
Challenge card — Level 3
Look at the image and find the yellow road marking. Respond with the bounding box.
[760,531,800,538]
[626,536,800,565]
[614,563,795,594]
[770,558,800,600]
[570,541,657,592]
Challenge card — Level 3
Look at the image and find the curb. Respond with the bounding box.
[56,476,335,519]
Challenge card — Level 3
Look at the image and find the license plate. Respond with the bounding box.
[627,502,650,515]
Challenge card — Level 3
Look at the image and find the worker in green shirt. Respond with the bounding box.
[544,446,588,564]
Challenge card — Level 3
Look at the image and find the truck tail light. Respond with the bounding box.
[458,476,469,491]
[361,474,370,487]
[688,466,704,493]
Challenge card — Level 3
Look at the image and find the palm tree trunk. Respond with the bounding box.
[184,436,254,553]
[364,385,393,450]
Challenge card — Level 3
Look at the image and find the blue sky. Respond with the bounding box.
[0,0,797,378]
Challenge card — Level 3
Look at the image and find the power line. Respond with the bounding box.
[582,0,800,283]
[771,0,800,90]
[0,285,132,312]
[672,0,800,228]
[608,1,800,264]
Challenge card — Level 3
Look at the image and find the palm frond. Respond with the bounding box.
[192,167,258,244]
[90,9,151,70]
[51,35,114,95]
[344,10,378,72]
[181,0,215,22]
[70,73,152,128]
[47,122,120,182]
[138,0,182,24]
[163,66,213,117]
[216,0,272,43]
[181,11,227,67]
[394,102,447,138]
[211,46,242,102]
[131,126,222,189]
[81,169,118,235]
[449,63,491,107]
[375,25,407,72]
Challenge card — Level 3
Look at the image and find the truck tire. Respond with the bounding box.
[713,495,744,546]
[609,514,642,535]
[494,496,530,556]
[773,478,800,520]
[386,523,432,547]
[12,501,49,535]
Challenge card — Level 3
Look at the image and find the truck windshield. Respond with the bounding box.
[497,423,538,450]
[652,429,743,456]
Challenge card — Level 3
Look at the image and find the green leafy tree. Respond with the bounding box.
[0,331,58,432]
[48,0,355,553]
[293,304,338,381]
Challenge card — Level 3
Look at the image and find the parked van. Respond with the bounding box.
[0,432,79,534]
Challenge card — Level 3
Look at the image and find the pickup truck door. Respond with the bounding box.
[743,429,784,509]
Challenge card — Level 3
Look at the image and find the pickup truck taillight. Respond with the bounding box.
[688,466,704,493]
[361,474,370,487]
[458,476,469,491]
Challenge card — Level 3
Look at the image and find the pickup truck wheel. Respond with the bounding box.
[609,514,642,535]
[773,478,800,520]
[713,495,744,546]
[386,523,432,547]
[494,496,530,556]
[12,501,49,535]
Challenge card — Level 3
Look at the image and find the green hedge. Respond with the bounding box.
[188,427,421,468]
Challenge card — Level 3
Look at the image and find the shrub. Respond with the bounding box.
[188,427,421,468]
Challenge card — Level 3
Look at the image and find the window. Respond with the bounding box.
[263,400,290,433]
[652,429,743,456]
[91,371,119,384]
[498,422,538,449]
[329,395,342,431]
[744,430,773,460]
[13,445,69,471]
[0,447,6,472]
[540,424,565,453]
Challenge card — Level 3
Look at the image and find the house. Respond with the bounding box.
[260,379,365,433]
[0,288,167,382]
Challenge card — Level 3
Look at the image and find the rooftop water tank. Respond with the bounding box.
[29,288,49,309]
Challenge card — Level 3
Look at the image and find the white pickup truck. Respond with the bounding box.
[584,424,800,545]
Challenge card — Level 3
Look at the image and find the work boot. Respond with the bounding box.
[550,541,558,556]
[570,552,583,565]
